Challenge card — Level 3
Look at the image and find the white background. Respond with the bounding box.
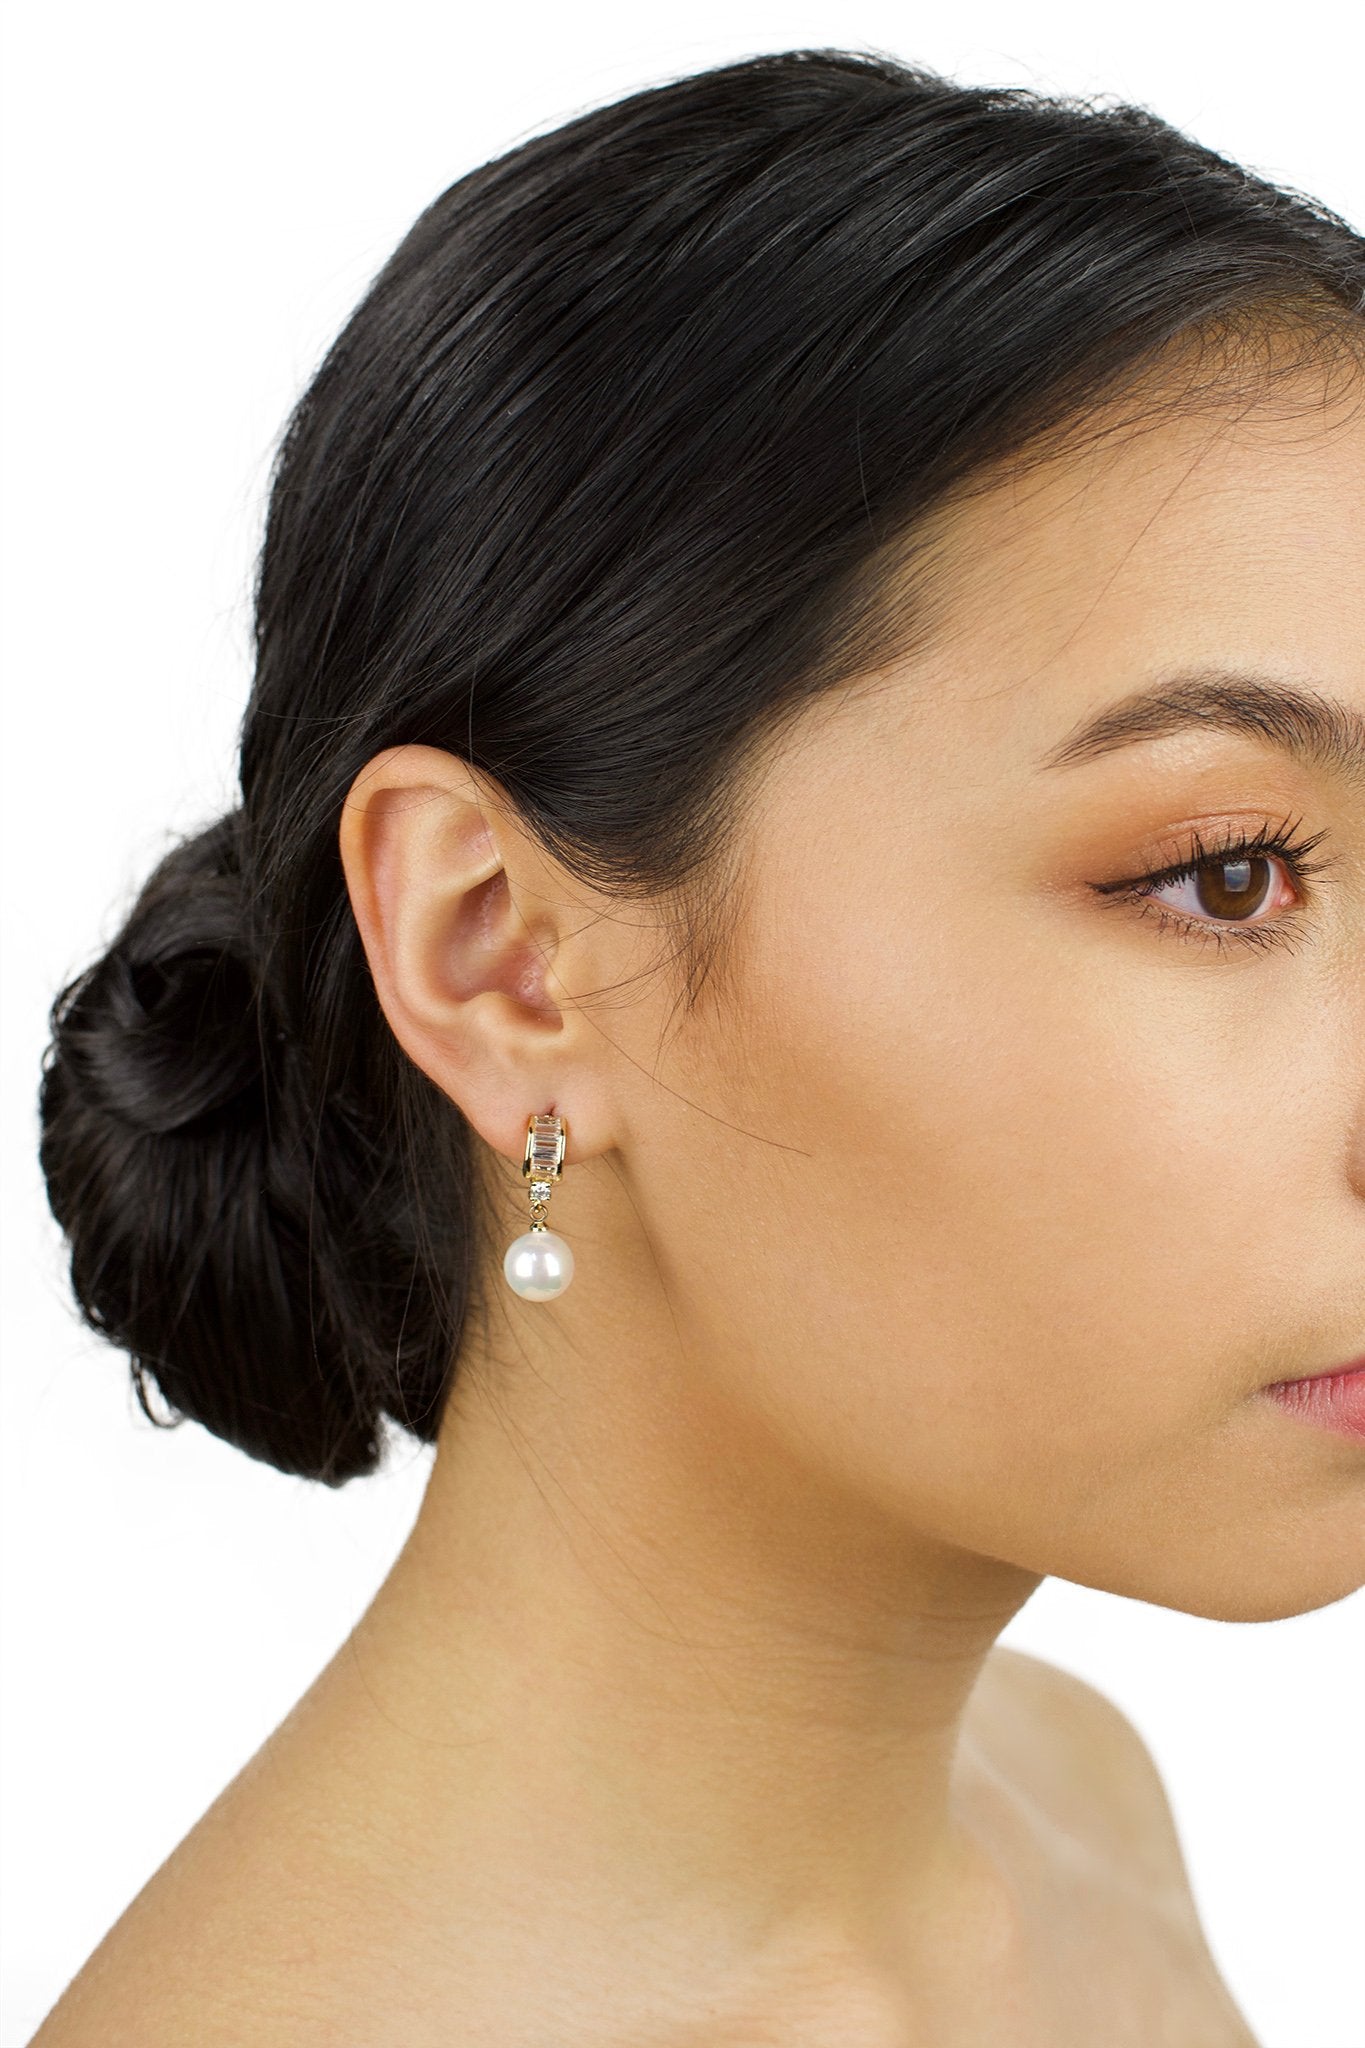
[2,4,1363,2044]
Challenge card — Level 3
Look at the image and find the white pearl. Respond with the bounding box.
[503,1228,575,1300]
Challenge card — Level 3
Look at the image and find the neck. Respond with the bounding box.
[311,1290,1044,2006]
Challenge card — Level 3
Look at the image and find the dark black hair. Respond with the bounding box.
[37,46,1365,1485]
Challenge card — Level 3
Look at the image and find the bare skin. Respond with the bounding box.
[32,352,1365,2045]
[30,1647,1257,2047]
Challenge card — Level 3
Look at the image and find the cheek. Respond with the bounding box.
[696,888,1285,1522]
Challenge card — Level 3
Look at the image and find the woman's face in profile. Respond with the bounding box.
[586,361,1365,1625]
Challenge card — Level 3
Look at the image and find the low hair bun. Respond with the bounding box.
[60,810,276,1140]
[38,807,463,1485]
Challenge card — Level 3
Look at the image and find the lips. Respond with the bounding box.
[1262,1360,1365,1444]
[1267,1354,1365,1389]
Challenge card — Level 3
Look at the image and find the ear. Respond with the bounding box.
[337,743,626,1169]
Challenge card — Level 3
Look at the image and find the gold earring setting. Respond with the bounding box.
[502,1112,575,1300]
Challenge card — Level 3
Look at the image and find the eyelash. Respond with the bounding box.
[1093,812,1341,956]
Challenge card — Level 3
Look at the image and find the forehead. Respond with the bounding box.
[962,375,1353,588]
[866,357,1365,751]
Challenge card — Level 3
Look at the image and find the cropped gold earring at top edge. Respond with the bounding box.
[502,1111,575,1301]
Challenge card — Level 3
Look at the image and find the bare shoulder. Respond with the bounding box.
[26,1746,354,2047]
[978,1645,1196,1895]
[975,1646,1262,2044]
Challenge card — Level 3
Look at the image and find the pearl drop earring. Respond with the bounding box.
[502,1111,575,1300]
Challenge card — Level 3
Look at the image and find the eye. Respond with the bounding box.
[1092,814,1339,956]
[1148,850,1289,923]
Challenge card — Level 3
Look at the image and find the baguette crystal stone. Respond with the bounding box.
[523,1115,565,1181]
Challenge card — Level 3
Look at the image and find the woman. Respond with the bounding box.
[32,45,1364,2046]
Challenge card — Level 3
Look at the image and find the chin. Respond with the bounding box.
[1155,1567,1365,1626]
[1058,1541,1365,1625]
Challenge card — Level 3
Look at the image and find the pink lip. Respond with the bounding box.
[1262,1362,1365,1442]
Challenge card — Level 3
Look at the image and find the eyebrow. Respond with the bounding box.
[1035,669,1365,788]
